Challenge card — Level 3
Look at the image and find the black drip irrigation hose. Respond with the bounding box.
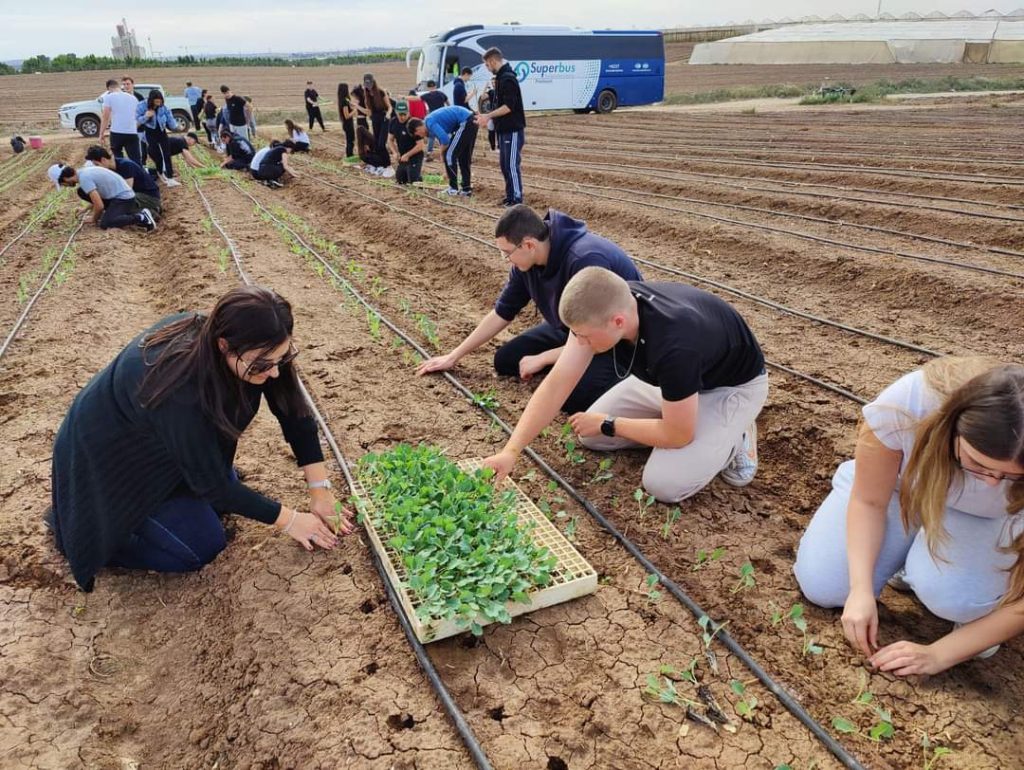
[229,178,868,770]
[0,195,64,261]
[519,168,1024,261]
[194,180,495,770]
[0,216,85,360]
[317,161,942,360]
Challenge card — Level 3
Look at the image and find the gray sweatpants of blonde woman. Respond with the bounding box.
[793,460,1024,624]
[580,373,769,503]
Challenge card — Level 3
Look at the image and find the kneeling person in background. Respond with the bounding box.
[284,119,311,152]
[49,162,155,231]
[250,140,296,188]
[356,125,391,177]
[84,145,162,219]
[220,129,255,171]
[482,268,769,503]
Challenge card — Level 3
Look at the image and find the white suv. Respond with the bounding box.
[59,84,193,138]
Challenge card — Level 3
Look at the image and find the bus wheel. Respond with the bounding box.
[595,90,618,114]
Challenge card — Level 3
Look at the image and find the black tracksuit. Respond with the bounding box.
[492,63,527,204]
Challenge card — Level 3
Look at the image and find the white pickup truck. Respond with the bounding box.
[58,84,193,138]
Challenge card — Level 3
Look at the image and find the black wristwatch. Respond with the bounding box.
[600,416,616,437]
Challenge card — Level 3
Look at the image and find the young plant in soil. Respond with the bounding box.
[470,389,501,411]
[558,424,586,465]
[771,603,824,657]
[354,444,557,635]
[590,457,614,484]
[414,312,441,349]
[831,672,895,743]
[633,488,656,519]
[693,546,726,571]
[729,679,758,721]
[921,734,953,769]
[731,561,756,593]
[644,573,662,604]
[661,506,681,539]
[366,308,382,340]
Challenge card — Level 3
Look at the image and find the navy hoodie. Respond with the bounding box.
[494,210,642,329]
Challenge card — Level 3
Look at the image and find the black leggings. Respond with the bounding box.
[307,106,325,131]
[493,322,620,413]
[99,197,143,229]
[370,111,388,151]
[293,141,310,153]
[109,132,143,166]
[360,149,390,168]
[252,162,285,181]
[144,128,173,178]
[343,121,355,157]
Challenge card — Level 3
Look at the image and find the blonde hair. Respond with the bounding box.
[558,267,634,328]
[898,357,1024,606]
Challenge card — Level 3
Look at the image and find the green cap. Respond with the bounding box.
[395,99,409,115]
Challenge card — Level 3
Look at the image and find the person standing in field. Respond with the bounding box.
[480,268,769,504]
[794,358,1024,674]
[245,96,257,137]
[304,81,326,132]
[361,74,392,152]
[337,83,356,156]
[185,81,203,131]
[452,67,476,109]
[418,205,643,413]
[220,85,250,140]
[202,93,218,144]
[98,78,143,166]
[47,286,350,592]
[477,47,526,207]
[415,104,477,196]
[350,81,370,132]
[136,90,182,188]
[419,79,449,160]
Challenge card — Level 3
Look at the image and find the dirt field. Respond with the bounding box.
[1,92,1023,770]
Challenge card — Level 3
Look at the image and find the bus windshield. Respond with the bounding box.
[417,44,444,87]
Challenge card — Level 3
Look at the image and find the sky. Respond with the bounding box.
[4,1,1022,59]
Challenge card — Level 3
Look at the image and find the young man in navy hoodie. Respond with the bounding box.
[476,47,526,206]
[417,205,641,413]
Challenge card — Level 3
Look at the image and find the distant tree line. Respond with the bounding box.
[9,51,404,74]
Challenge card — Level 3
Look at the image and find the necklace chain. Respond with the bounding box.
[613,339,639,380]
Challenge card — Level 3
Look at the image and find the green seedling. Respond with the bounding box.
[329,501,345,535]
[693,546,726,571]
[644,573,662,604]
[922,734,953,770]
[771,603,823,657]
[217,247,230,273]
[643,674,701,710]
[370,276,388,297]
[398,298,412,316]
[697,614,728,649]
[414,313,441,349]
[633,488,655,519]
[346,259,364,279]
[661,506,681,539]
[564,516,578,542]
[851,671,894,741]
[558,424,586,465]
[590,457,614,484]
[731,561,756,593]
[729,680,758,720]
[200,216,213,233]
[356,444,556,635]
[470,389,501,411]
[366,309,381,340]
[831,705,894,743]
[660,657,699,685]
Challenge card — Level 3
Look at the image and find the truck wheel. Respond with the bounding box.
[595,90,618,114]
[77,115,100,137]
[171,110,191,132]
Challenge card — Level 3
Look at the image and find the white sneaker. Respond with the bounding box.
[164,177,181,188]
[137,208,156,231]
[720,422,758,487]
[364,165,377,173]
[443,188,460,196]
[953,623,1001,659]
[380,167,395,178]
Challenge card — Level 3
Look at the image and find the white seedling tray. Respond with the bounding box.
[353,458,598,643]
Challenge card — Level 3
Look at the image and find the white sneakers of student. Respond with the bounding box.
[720,422,758,487]
[380,167,395,178]
[443,188,460,196]
[163,177,181,188]
[138,208,156,232]
[364,165,378,174]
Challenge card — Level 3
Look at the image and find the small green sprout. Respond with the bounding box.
[922,734,953,770]
[591,457,614,483]
[366,309,381,340]
[693,546,726,570]
[697,614,728,649]
[645,573,662,604]
[633,488,655,519]
[471,389,501,411]
[730,680,758,720]
[558,424,585,464]
[661,506,681,539]
[731,561,756,593]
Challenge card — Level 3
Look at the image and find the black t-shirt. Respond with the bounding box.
[203,100,217,119]
[225,95,247,126]
[228,136,255,162]
[113,157,159,196]
[389,117,418,154]
[612,282,765,402]
[421,90,448,112]
[262,146,288,166]
[493,63,526,132]
[166,136,188,156]
[304,88,319,107]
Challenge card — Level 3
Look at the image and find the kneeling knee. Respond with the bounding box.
[641,469,710,504]
[193,529,228,568]
[792,556,848,609]
[492,345,519,377]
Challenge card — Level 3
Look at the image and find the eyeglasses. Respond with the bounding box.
[497,241,525,261]
[239,343,299,375]
[954,439,1024,483]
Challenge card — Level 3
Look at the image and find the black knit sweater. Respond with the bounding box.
[50,314,323,591]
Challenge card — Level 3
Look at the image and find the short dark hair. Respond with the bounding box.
[426,80,436,88]
[483,47,503,61]
[106,79,118,89]
[495,205,549,244]
[407,118,424,135]
[186,131,199,142]
[270,140,281,148]
[220,85,230,93]
[85,145,112,162]
[220,129,233,139]
[122,75,134,84]
[281,140,296,150]
[186,81,192,86]
[461,67,474,76]
[59,166,76,182]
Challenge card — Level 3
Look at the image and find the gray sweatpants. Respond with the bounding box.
[793,460,1024,623]
[580,373,769,503]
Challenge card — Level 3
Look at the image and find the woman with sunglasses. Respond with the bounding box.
[49,286,353,592]
[794,357,1024,675]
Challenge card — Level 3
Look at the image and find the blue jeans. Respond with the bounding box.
[108,488,229,573]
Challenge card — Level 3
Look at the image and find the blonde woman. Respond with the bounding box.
[794,358,1024,675]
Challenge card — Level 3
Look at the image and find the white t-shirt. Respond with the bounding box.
[104,90,141,135]
[862,369,1011,518]
[250,146,270,171]
[292,129,310,144]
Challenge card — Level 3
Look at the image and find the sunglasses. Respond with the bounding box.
[954,439,1024,483]
[240,343,299,375]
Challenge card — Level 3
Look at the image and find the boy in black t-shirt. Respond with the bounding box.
[387,103,425,184]
[304,81,326,132]
[220,85,250,139]
[219,129,255,171]
[482,268,769,504]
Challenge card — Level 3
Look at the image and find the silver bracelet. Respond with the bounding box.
[282,509,299,534]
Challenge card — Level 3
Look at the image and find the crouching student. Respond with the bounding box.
[387,102,424,184]
[250,140,296,188]
[481,268,768,503]
[356,126,391,177]
[166,132,206,170]
[284,119,311,152]
[49,162,156,231]
[793,358,1024,674]
[418,205,641,413]
[84,145,162,218]
[48,285,354,592]
[219,129,255,171]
